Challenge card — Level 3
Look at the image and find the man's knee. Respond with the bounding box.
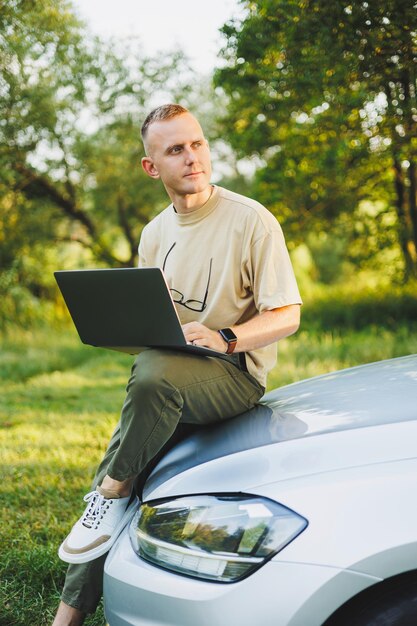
[128,350,181,398]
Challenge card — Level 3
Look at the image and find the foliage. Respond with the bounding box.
[215,0,417,277]
[301,281,417,330]
[0,0,200,329]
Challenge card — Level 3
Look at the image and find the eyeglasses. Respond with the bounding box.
[162,242,213,312]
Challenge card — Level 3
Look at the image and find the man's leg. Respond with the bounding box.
[56,422,203,623]
[52,603,86,626]
[56,350,263,619]
[104,349,263,481]
[54,422,122,624]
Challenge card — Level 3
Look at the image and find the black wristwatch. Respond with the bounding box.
[218,328,237,354]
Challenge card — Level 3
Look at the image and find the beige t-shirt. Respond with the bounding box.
[138,185,302,387]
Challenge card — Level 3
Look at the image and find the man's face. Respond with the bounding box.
[142,113,212,198]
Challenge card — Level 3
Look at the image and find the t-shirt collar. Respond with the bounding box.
[172,185,219,224]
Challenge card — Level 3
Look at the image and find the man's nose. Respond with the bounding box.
[184,148,196,164]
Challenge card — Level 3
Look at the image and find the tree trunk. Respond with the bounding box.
[393,159,415,278]
[408,159,417,258]
[401,71,417,268]
[15,163,126,267]
[117,192,138,267]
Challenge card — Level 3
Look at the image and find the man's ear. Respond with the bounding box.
[141,156,160,179]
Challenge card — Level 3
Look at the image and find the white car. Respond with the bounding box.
[104,355,417,626]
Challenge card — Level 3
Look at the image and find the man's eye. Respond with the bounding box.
[170,146,182,154]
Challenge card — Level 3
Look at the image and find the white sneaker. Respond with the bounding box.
[58,485,137,564]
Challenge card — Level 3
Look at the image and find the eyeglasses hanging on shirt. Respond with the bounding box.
[162,242,213,312]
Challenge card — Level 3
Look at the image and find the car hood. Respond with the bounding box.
[143,355,417,499]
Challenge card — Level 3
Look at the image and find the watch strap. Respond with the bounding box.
[218,328,237,354]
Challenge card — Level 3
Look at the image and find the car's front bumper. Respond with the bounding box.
[103,531,380,626]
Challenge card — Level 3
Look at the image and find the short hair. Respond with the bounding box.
[141,103,189,143]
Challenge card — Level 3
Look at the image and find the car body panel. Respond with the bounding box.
[256,456,417,574]
[144,355,417,500]
[104,355,417,626]
[143,420,417,504]
[104,532,380,626]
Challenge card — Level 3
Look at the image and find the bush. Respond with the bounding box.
[301,282,417,331]
[0,262,59,333]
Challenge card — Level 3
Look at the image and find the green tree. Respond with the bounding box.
[0,0,195,326]
[215,0,417,277]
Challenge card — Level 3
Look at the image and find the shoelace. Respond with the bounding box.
[81,490,112,529]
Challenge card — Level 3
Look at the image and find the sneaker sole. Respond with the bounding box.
[58,499,138,564]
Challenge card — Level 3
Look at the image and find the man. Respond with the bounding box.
[53,103,302,625]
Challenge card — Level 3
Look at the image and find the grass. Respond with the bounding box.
[0,330,129,626]
[268,324,417,388]
[1,323,417,625]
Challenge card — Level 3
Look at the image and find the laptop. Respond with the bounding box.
[54,267,226,359]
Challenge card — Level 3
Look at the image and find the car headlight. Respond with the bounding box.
[129,493,307,583]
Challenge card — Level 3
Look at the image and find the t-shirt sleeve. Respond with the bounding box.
[137,225,150,268]
[138,238,146,268]
[249,225,302,312]
[137,219,162,269]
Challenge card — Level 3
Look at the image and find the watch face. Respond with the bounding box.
[220,328,237,342]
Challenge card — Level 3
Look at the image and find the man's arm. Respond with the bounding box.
[182,304,301,353]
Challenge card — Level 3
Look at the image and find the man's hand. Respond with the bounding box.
[182,305,301,355]
[182,322,227,353]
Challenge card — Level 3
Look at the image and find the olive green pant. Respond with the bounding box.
[61,348,264,613]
